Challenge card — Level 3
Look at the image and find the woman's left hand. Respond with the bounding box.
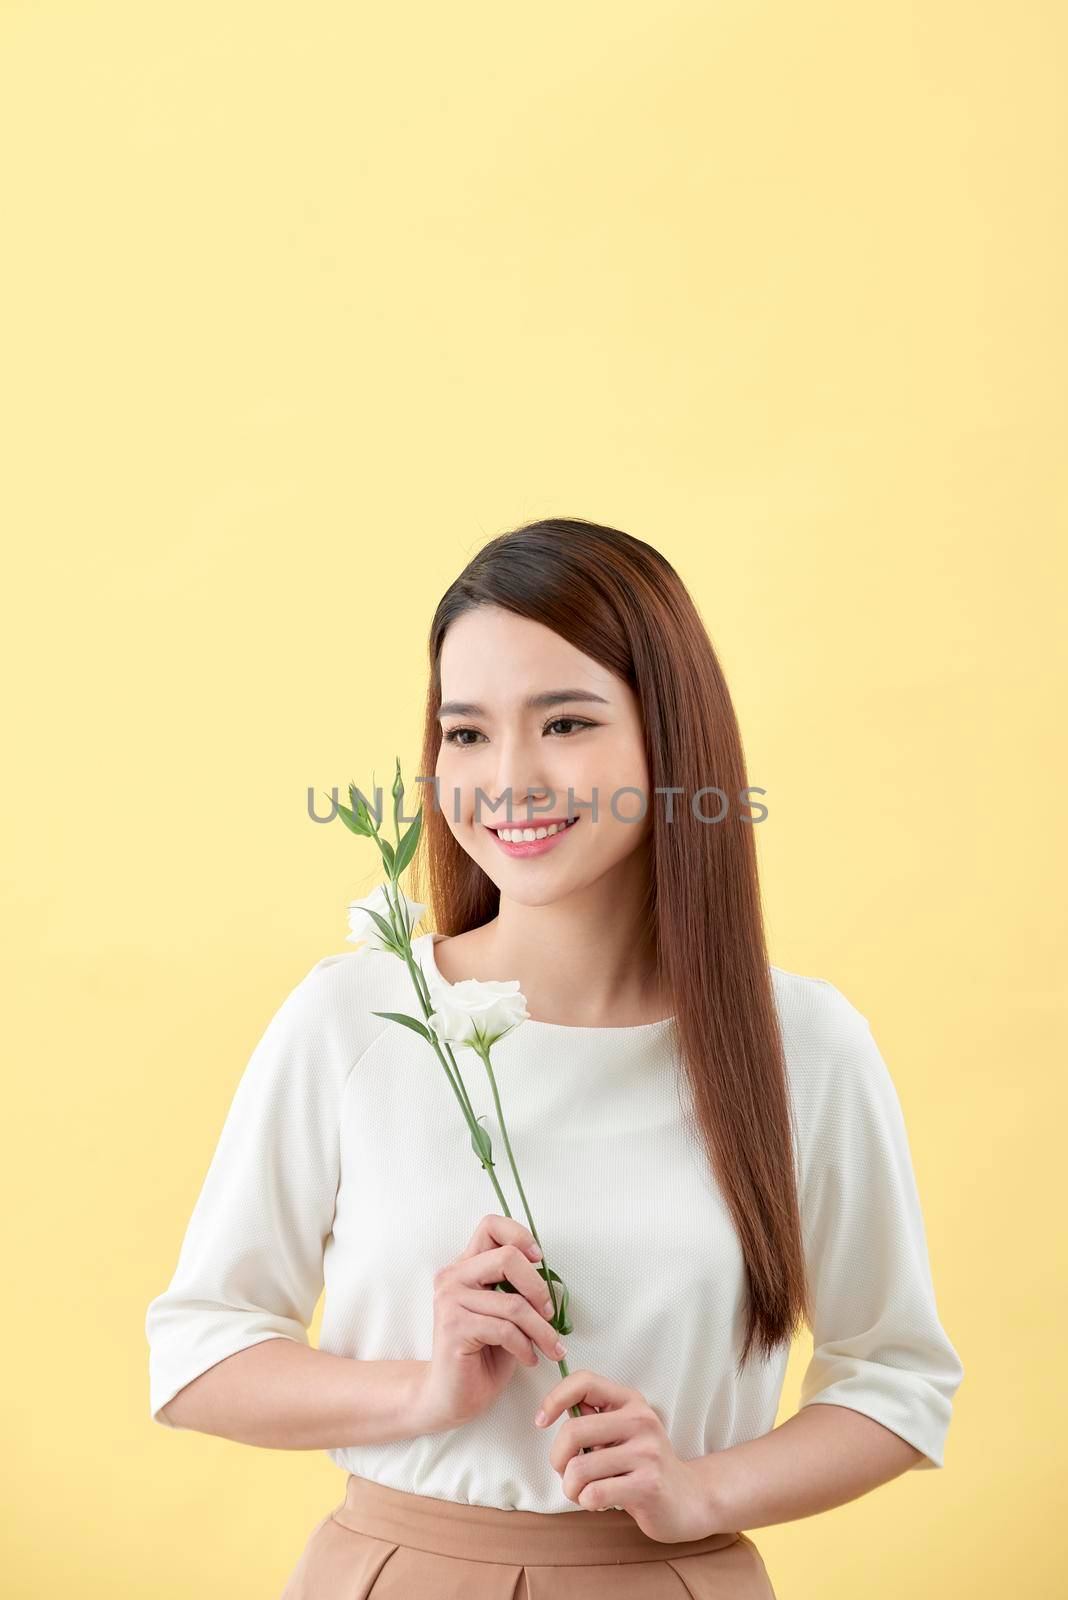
[533,1368,725,1543]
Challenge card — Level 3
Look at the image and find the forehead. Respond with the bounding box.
[439,607,617,705]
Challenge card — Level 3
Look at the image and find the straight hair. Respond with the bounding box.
[408,517,810,1370]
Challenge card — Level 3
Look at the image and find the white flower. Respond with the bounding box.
[346,884,427,955]
[427,976,530,1052]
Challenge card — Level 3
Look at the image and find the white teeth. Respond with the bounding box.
[495,818,576,843]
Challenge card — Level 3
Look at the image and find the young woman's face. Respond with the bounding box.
[434,605,651,906]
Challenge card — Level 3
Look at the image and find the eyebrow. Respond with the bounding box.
[437,688,611,719]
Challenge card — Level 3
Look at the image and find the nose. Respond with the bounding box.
[483,783,557,830]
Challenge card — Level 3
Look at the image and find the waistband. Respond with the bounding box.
[331,1473,742,1566]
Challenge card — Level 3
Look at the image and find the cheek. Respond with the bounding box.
[591,770,653,854]
[597,810,651,865]
[434,758,479,822]
[587,749,651,831]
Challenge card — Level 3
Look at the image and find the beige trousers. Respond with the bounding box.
[280,1472,778,1598]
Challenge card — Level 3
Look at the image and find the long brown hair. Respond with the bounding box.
[407,516,810,1370]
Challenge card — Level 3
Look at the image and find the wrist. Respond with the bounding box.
[687,1449,737,1535]
[336,1358,448,1447]
[408,1364,457,1436]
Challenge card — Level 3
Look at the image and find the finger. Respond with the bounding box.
[463,1309,541,1367]
[492,1244,561,1326]
[459,1213,542,1264]
[546,1408,629,1474]
[572,1465,636,1513]
[457,1244,563,1338]
[563,1442,635,1503]
[460,1286,566,1363]
[535,1372,626,1428]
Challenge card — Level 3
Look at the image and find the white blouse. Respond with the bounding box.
[145,930,964,1512]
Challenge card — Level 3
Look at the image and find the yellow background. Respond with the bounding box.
[3,2,1063,1594]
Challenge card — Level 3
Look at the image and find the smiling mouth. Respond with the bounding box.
[484,815,581,843]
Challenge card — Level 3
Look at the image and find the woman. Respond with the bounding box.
[145,517,964,1598]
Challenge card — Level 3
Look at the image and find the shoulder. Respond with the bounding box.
[769,962,890,1116]
[288,947,403,1013]
[252,948,408,1086]
[769,963,874,1062]
[769,964,908,1176]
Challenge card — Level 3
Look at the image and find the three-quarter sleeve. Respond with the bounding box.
[794,983,964,1469]
[145,955,357,1426]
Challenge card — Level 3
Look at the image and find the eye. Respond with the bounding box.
[543,716,596,737]
[441,717,597,747]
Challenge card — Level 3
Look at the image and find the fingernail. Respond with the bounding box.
[528,1243,542,1259]
[534,1410,547,1425]
[554,1340,566,1357]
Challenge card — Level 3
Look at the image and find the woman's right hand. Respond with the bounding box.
[415,1213,567,1432]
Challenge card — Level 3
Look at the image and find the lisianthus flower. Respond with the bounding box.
[427,976,530,1053]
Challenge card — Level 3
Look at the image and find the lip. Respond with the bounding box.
[485,815,581,858]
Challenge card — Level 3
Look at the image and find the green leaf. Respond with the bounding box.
[378,834,396,874]
[470,1114,493,1165]
[349,783,379,834]
[336,801,371,837]
[393,808,423,876]
[370,1010,433,1042]
[361,906,399,945]
[536,1266,573,1335]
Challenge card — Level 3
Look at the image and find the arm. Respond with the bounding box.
[696,983,963,1531]
[691,1401,925,1531]
[159,1338,436,1449]
[146,954,435,1451]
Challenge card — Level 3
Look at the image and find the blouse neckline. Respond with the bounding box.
[414,930,677,1037]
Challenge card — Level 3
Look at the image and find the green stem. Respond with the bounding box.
[474,1038,582,1421]
[370,830,582,1427]
[374,873,513,1217]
